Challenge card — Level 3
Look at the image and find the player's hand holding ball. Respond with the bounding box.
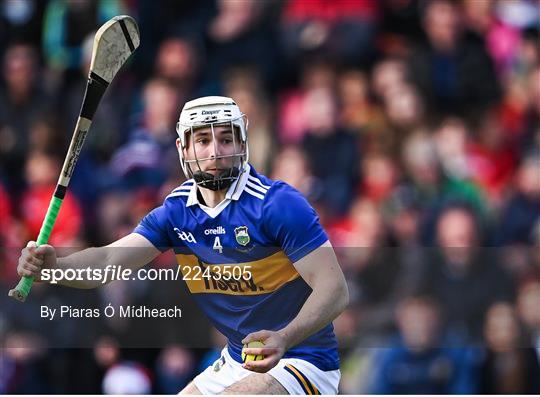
[242,340,265,362]
[241,330,287,373]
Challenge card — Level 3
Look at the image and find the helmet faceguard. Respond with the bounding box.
[176,96,249,191]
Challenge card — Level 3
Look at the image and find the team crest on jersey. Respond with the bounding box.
[234,226,250,246]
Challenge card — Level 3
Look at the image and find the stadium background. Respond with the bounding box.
[1,0,540,393]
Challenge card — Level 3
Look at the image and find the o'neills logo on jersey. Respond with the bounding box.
[204,226,226,235]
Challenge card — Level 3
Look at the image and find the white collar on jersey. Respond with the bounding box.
[186,163,251,218]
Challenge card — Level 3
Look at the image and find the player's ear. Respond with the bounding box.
[177,137,189,153]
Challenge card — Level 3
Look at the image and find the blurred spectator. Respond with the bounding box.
[496,151,540,245]
[94,336,120,370]
[479,302,540,393]
[42,0,123,77]
[337,68,387,153]
[378,0,423,54]
[155,345,196,394]
[517,275,540,359]
[383,186,421,247]
[278,60,337,144]
[431,113,517,208]
[78,336,121,394]
[329,198,385,251]
[127,188,162,231]
[331,196,426,344]
[467,109,517,205]
[462,0,521,77]
[0,0,45,52]
[408,0,500,117]
[420,205,514,341]
[279,0,378,69]
[494,37,540,149]
[329,198,399,343]
[110,78,180,189]
[360,153,399,204]
[532,221,540,273]
[133,1,213,80]
[93,189,133,245]
[433,117,470,181]
[20,151,82,246]
[0,43,50,193]
[400,131,485,228]
[499,72,530,140]
[202,0,278,91]
[154,37,198,102]
[371,57,408,100]
[223,66,274,174]
[382,83,426,156]
[271,145,320,202]
[28,116,64,156]
[338,69,369,132]
[333,306,361,352]
[521,66,540,153]
[519,28,540,77]
[368,296,476,394]
[0,333,49,394]
[301,87,359,215]
[369,58,412,154]
[207,0,260,44]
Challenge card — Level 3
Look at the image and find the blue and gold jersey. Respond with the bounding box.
[133,165,339,371]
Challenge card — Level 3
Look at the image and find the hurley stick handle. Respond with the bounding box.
[8,195,63,301]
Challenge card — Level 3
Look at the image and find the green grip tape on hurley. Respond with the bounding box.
[9,195,63,300]
[37,195,63,245]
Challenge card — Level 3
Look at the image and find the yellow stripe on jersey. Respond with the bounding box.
[175,250,300,295]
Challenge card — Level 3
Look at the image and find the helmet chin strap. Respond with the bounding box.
[192,167,240,191]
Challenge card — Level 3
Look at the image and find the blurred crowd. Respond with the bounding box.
[1,0,540,394]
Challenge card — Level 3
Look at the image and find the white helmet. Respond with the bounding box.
[176,96,249,191]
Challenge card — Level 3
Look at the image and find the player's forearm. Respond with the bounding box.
[277,278,349,349]
[51,238,159,288]
[55,247,114,288]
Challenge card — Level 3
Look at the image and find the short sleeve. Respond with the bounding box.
[264,182,328,262]
[133,205,171,252]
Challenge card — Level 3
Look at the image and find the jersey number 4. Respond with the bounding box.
[213,236,223,253]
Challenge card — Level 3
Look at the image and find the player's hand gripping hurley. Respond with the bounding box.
[8,16,140,302]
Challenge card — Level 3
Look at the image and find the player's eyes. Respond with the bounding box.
[194,135,232,145]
